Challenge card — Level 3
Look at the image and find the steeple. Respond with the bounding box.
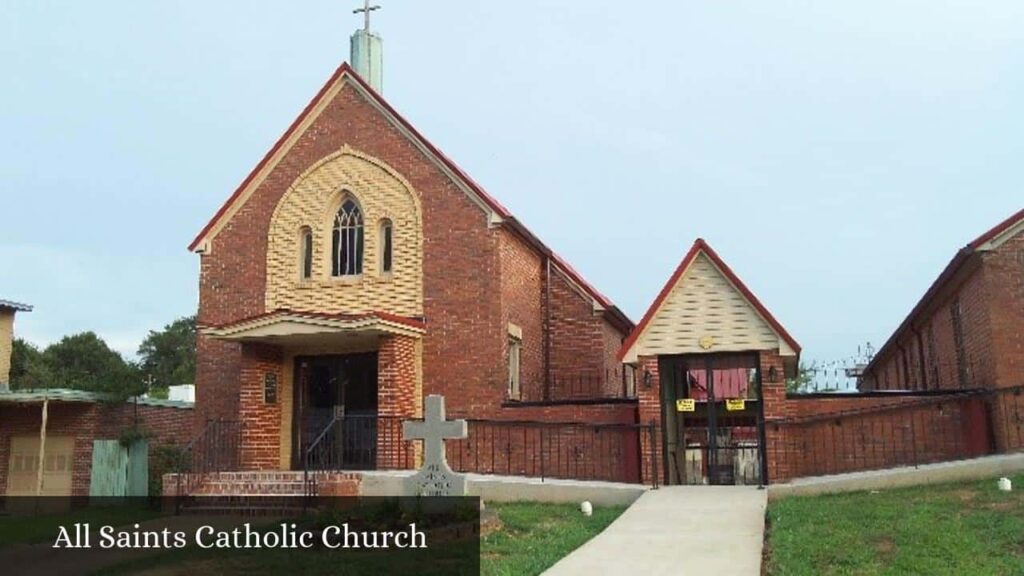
[351,1,383,93]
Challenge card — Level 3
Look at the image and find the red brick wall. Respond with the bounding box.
[985,232,1024,389]
[0,401,193,496]
[444,401,640,482]
[498,229,545,401]
[547,270,627,398]
[377,334,420,469]
[238,342,284,470]
[636,355,662,484]
[766,396,987,483]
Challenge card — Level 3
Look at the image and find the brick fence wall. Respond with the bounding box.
[0,400,193,496]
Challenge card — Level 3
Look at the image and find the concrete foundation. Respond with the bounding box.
[768,452,1024,499]
[359,470,648,506]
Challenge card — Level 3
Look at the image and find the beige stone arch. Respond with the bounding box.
[265,146,423,316]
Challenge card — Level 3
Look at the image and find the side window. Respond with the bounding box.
[380,219,393,274]
[300,227,313,280]
[508,337,522,400]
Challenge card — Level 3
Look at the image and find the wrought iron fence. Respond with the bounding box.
[448,419,657,487]
[303,414,658,488]
[767,388,1007,481]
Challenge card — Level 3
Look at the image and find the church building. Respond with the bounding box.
[189,19,635,477]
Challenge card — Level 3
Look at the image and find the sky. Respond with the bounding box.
[1,1,1021,366]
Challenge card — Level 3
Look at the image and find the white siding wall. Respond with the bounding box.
[632,253,789,358]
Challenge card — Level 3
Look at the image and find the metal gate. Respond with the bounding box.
[660,353,766,486]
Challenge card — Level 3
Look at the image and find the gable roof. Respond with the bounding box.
[969,206,1024,251]
[618,238,801,362]
[865,206,1024,377]
[188,62,630,331]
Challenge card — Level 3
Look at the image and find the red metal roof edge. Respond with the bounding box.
[617,238,802,361]
[866,206,1023,376]
[189,62,628,326]
[968,207,1024,250]
[200,308,426,331]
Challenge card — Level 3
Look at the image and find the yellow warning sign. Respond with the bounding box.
[725,399,746,411]
[675,399,696,412]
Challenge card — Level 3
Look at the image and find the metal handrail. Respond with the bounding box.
[174,418,241,510]
[302,415,341,500]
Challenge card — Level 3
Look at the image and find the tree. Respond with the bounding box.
[785,361,816,393]
[9,338,53,390]
[43,332,144,399]
[136,316,196,395]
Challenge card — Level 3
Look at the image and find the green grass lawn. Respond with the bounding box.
[481,502,624,576]
[766,473,1024,575]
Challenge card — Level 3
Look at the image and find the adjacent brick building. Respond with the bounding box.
[0,389,193,496]
[863,208,1024,393]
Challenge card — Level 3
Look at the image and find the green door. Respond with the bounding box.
[89,440,128,497]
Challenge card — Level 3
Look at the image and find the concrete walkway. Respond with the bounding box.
[543,486,767,576]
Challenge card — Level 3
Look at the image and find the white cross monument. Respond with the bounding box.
[403,395,468,496]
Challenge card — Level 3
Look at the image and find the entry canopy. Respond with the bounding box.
[201,309,425,347]
[619,239,800,369]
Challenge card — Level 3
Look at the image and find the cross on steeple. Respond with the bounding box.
[354,0,381,33]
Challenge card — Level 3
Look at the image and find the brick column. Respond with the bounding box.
[636,355,662,485]
[760,350,797,483]
[377,334,422,469]
[239,342,284,470]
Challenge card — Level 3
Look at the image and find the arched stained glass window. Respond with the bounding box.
[332,199,363,276]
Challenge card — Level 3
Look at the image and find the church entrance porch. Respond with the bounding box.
[659,353,765,486]
[201,310,424,474]
[293,353,379,470]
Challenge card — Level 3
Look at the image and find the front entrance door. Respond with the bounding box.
[293,353,378,470]
[660,353,765,486]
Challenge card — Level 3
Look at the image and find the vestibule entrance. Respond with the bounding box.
[291,353,378,470]
[659,353,766,486]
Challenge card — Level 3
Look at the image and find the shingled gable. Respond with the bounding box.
[618,238,801,364]
[188,62,631,332]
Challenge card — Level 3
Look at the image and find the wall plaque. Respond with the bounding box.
[264,372,278,404]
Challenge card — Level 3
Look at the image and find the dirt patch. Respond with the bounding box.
[985,501,1017,512]
[953,489,977,503]
[873,537,896,558]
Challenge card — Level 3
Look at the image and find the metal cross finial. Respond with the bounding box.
[354,0,381,33]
